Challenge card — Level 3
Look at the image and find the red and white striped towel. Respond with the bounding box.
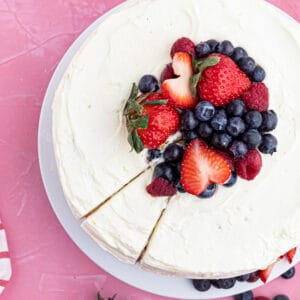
[0,220,11,294]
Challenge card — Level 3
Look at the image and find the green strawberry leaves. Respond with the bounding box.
[190,56,220,97]
[123,83,167,153]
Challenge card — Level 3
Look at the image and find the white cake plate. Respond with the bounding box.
[38,1,299,299]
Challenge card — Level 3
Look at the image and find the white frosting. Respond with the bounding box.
[53,0,300,278]
[81,169,169,264]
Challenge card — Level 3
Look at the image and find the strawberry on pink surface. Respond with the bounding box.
[146,177,177,197]
[162,52,198,109]
[170,37,195,58]
[180,139,231,195]
[242,82,269,112]
[197,53,251,106]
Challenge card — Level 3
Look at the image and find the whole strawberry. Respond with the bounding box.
[197,53,251,106]
[123,85,179,152]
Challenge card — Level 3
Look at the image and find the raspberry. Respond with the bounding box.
[146,177,177,197]
[170,37,195,58]
[235,149,262,180]
[242,82,269,112]
[160,63,175,83]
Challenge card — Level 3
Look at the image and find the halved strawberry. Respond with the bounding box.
[162,52,198,109]
[259,260,279,283]
[180,139,231,195]
[286,247,297,264]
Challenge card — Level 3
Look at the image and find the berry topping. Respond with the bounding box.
[286,247,297,264]
[227,117,246,137]
[162,52,198,108]
[251,65,266,82]
[236,273,251,282]
[227,99,246,117]
[192,279,211,292]
[216,150,235,170]
[175,181,186,193]
[238,56,256,75]
[198,183,217,198]
[197,122,213,139]
[211,109,228,131]
[213,278,236,289]
[163,144,184,162]
[181,139,231,195]
[281,267,295,279]
[147,149,161,161]
[146,177,177,197]
[154,162,176,182]
[216,40,235,56]
[224,171,237,187]
[197,53,251,106]
[229,141,248,160]
[235,149,262,180]
[258,134,277,155]
[170,37,195,58]
[253,297,271,300]
[195,42,211,58]
[211,132,232,150]
[260,110,278,132]
[138,75,159,93]
[206,39,219,52]
[195,101,216,121]
[259,261,277,283]
[231,47,248,63]
[274,296,289,300]
[242,129,262,149]
[124,87,179,152]
[234,291,254,300]
[244,111,263,129]
[242,82,269,112]
[160,63,175,83]
[247,271,260,282]
[180,110,199,130]
[184,130,198,143]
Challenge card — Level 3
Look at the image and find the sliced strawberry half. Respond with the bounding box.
[259,259,279,283]
[286,247,297,264]
[180,139,231,195]
[162,52,198,109]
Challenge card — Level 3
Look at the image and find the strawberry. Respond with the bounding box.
[160,63,175,83]
[286,247,297,264]
[162,52,198,109]
[123,85,179,152]
[259,260,278,283]
[170,37,195,58]
[146,177,177,197]
[197,53,251,106]
[180,139,231,195]
[242,82,269,112]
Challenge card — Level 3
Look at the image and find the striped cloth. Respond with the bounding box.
[0,220,11,294]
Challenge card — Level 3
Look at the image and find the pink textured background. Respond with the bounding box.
[0,0,299,299]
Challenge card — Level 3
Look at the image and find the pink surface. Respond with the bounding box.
[0,0,299,299]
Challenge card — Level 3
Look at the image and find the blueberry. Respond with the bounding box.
[147,149,161,161]
[163,144,184,162]
[229,141,248,159]
[195,101,216,121]
[184,130,198,143]
[274,295,290,300]
[227,99,246,117]
[213,278,236,289]
[231,47,248,63]
[216,40,234,56]
[211,133,232,150]
[236,273,251,282]
[251,65,266,82]
[206,39,219,52]
[260,110,278,132]
[238,57,256,74]
[175,181,186,193]
[181,110,199,130]
[197,122,213,139]
[227,117,246,137]
[211,109,228,131]
[281,267,295,279]
[198,184,217,198]
[224,171,237,187]
[234,291,254,300]
[242,129,262,149]
[192,279,211,292]
[244,111,263,129]
[138,75,159,93]
[258,134,277,155]
[195,42,211,58]
[153,162,176,182]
